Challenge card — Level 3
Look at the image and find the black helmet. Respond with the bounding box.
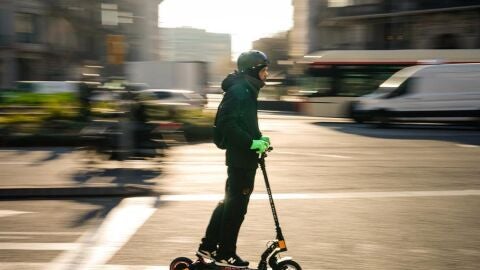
[237,50,269,72]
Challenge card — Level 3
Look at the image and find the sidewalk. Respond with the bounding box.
[0,147,159,199]
[259,110,352,122]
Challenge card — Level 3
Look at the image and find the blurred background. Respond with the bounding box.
[0,1,480,270]
[1,0,480,144]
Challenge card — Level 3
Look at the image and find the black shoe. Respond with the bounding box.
[215,254,249,268]
[196,246,217,260]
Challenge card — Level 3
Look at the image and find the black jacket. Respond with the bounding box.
[217,72,265,168]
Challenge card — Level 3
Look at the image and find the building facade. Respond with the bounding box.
[289,0,480,57]
[158,27,232,82]
[0,0,162,89]
[253,32,289,73]
[289,0,324,59]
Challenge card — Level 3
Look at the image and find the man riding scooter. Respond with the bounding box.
[196,50,271,268]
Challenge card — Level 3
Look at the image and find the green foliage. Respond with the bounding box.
[0,91,77,106]
[0,92,80,124]
[144,104,214,126]
[174,108,215,127]
[0,114,47,124]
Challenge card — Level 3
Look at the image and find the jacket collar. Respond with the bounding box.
[243,74,265,98]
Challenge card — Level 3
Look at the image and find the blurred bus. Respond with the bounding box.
[296,49,480,117]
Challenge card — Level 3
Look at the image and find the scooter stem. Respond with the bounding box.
[259,152,288,251]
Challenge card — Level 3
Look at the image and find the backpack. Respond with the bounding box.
[213,100,226,149]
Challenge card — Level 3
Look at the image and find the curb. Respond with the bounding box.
[0,184,156,199]
[0,134,85,147]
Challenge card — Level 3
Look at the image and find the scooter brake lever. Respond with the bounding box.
[260,146,274,159]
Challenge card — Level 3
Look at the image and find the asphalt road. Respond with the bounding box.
[1,114,479,269]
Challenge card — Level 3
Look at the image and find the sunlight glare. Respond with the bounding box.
[159,0,293,58]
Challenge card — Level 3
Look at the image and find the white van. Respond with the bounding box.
[352,64,480,125]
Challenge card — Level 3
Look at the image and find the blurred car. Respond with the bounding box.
[137,89,206,108]
[351,63,480,126]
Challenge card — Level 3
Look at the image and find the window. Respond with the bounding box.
[384,77,415,99]
[328,0,379,7]
[154,91,173,99]
[328,0,352,7]
[101,3,118,26]
[15,13,38,43]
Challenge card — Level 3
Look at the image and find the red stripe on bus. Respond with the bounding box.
[310,61,480,65]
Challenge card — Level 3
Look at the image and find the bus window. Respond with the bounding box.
[306,64,406,97]
[337,69,374,97]
[297,76,332,96]
[337,65,400,97]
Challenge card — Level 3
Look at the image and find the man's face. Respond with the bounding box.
[258,66,269,81]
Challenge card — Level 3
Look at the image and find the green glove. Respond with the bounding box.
[250,139,269,154]
[260,136,270,144]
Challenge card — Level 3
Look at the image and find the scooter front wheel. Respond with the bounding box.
[274,259,302,270]
[170,257,193,270]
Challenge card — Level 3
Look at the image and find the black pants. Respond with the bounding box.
[201,166,257,256]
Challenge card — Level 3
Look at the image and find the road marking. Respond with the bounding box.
[0,162,33,165]
[0,236,30,240]
[0,232,82,236]
[0,263,45,270]
[456,144,478,148]
[0,263,170,270]
[160,189,480,202]
[0,210,33,218]
[49,197,158,270]
[0,243,78,250]
[160,236,198,243]
[276,151,352,159]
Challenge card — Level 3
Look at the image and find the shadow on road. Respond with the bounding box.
[314,122,480,146]
[32,148,70,165]
[5,147,69,166]
[68,167,161,227]
[70,197,123,228]
[72,167,161,186]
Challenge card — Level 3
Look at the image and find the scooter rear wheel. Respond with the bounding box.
[274,259,302,270]
[170,257,193,270]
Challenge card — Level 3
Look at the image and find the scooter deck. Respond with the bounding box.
[191,264,255,270]
[190,256,257,270]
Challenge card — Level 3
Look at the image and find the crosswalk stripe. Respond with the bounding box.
[50,197,158,270]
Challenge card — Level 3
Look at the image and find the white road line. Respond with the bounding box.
[0,210,33,218]
[0,162,34,165]
[0,243,78,250]
[0,263,170,270]
[0,232,82,236]
[160,189,480,202]
[276,151,352,159]
[456,144,479,148]
[49,197,158,270]
[0,236,30,240]
[0,263,45,270]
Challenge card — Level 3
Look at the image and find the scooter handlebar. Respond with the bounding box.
[260,146,273,160]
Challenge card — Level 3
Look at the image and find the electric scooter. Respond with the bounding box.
[170,148,302,270]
